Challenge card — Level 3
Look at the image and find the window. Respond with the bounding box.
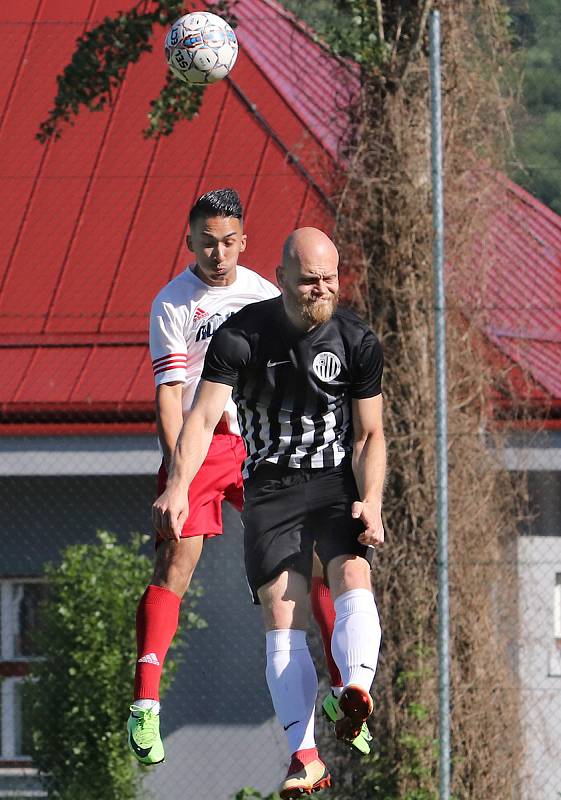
[0,579,46,762]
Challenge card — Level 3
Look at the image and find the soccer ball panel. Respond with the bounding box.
[202,26,226,48]
[206,65,229,84]
[186,67,208,85]
[168,62,187,83]
[165,21,183,49]
[192,48,218,73]
[182,31,204,50]
[171,47,193,74]
[186,13,209,29]
[216,44,236,68]
[164,11,238,85]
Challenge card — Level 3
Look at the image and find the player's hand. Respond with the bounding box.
[152,482,189,542]
[353,500,384,547]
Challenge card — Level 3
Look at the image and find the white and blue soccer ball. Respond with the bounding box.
[164,12,238,85]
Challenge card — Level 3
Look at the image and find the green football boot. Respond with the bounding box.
[127,705,165,765]
[322,690,373,756]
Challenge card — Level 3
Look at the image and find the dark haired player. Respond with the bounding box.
[153,228,385,798]
[127,189,278,764]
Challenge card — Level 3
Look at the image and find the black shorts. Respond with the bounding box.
[242,461,374,604]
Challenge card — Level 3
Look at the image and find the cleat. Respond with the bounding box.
[127,704,165,765]
[322,690,372,756]
[334,685,373,746]
[279,753,331,798]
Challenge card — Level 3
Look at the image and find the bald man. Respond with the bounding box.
[153,228,386,799]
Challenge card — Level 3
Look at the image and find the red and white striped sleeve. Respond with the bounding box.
[149,297,188,386]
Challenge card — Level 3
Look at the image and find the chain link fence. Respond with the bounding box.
[2,4,561,800]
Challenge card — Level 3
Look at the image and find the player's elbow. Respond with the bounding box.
[354,425,384,450]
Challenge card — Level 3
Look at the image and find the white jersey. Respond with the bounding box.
[150,264,279,435]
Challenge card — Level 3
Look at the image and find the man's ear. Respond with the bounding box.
[239,233,247,253]
[186,234,194,253]
[275,265,284,287]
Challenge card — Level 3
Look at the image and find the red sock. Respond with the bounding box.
[134,585,181,701]
[310,577,342,688]
[289,747,319,772]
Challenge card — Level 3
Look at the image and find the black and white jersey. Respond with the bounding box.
[202,296,383,478]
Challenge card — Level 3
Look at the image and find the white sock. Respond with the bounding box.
[132,699,160,714]
[265,629,318,754]
[331,589,381,692]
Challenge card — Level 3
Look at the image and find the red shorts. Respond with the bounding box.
[157,428,245,540]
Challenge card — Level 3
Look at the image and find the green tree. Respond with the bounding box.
[509,0,561,211]
[281,0,389,64]
[28,530,203,800]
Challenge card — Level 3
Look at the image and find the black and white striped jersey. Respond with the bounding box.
[201,296,383,478]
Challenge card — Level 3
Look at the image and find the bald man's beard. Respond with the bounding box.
[284,287,339,327]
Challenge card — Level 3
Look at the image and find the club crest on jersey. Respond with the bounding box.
[312,352,342,382]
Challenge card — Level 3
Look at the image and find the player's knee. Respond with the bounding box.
[151,567,192,598]
[258,571,309,631]
[152,538,203,596]
[328,554,372,598]
[261,602,309,632]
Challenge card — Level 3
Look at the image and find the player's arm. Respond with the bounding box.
[152,322,249,541]
[170,380,232,487]
[156,382,184,470]
[351,394,386,546]
[149,296,189,469]
[152,380,232,541]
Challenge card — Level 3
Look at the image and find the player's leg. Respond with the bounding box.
[128,535,204,765]
[134,535,204,702]
[311,552,373,756]
[129,441,227,765]
[326,554,381,744]
[311,551,341,689]
[259,571,330,800]
[242,464,331,798]
[311,465,381,748]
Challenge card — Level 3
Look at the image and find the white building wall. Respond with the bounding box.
[518,536,561,800]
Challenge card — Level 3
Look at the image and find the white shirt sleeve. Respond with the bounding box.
[149,297,188,386]
[261,276,281,299]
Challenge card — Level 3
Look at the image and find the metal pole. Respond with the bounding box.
[429,10,451,800]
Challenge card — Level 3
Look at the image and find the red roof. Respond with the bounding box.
[0,0,333,432]
[1,0,560,434]
[235,0,358,160]
[467,174,561,402]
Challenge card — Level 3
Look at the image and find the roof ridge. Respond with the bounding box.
[499,172,561,232]
[233,0,359,159]
[252,0,355,71]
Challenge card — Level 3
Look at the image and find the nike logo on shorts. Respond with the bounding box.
[267,359,291,367]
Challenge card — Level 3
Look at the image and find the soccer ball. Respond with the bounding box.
[164,12,238,85]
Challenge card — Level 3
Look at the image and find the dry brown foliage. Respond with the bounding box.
[312,2,529,798]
